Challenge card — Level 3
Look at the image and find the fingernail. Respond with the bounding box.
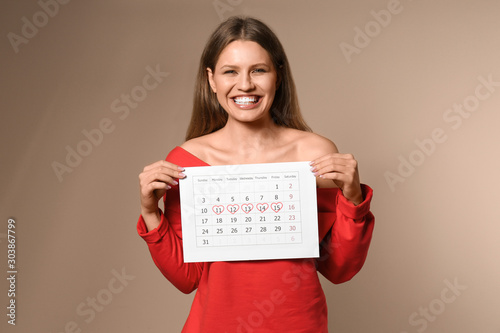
[310,166,316,172]
[178,172,186,178]
[172,180,178,185]
[167,185,172,190]
[309,161,314,166]
[178,166,185,171]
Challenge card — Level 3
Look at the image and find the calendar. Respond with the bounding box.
[179,161,319,262]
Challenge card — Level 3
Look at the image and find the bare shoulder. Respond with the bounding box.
[180,136,205,151]
[293,130,339,160]
[180,133,217,161]
[290,130,340,188]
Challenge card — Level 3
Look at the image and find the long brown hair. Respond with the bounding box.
[185,16,311,141]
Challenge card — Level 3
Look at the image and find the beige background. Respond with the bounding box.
[1,0,499,332]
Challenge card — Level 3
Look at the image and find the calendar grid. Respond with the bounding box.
[180,161,319,262]
[193,171,302,248]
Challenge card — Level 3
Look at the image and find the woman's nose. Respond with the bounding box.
[237,73,255,91]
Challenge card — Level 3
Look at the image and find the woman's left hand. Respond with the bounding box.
[310,153,363,205]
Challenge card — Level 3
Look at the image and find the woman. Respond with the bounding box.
[138,16,374,332]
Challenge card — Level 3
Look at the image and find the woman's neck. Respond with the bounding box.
[216,116,284,162]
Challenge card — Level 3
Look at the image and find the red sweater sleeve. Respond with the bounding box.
[137,207,203,293]
[316,184,375,284]
[136,148,205,294]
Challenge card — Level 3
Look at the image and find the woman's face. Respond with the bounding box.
[207,40,278,124]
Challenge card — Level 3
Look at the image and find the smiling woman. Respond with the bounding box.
[186,16,310,141]
[137,16,375,332]
[206,40,278,124]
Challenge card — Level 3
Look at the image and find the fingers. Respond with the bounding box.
[141,160,185,181]
[310,152,363,204]
[140,180,169,198]
[310,153,358,177]
[140,168,183,188]
[142,159,185,174]
[139,160,187,215]
[316,170,355,185]
[139,160,186,196]
[312,153,355,165]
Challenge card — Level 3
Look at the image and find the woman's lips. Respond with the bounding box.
[233,96,261,105]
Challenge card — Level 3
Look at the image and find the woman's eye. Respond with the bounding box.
[253,68,266,73]
[224,70,236,74]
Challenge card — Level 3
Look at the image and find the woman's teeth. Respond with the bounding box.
[234,96,259,105]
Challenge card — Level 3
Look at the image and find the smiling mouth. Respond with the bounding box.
[233,96,261,105]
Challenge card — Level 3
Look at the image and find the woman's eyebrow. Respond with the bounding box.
[251,63,271,68]
[219,64,238,70]
[219,63,271,70]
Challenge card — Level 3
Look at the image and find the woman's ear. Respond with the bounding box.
[207,68,216,93]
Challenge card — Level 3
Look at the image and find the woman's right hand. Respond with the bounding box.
[139,160,185,229]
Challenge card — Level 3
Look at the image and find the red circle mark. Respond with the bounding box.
[241,203,254,213]
[212,205,224,215]
[271,202,283,213]
[227,204,240,214]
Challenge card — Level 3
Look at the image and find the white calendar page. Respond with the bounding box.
[179,161,319,262]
